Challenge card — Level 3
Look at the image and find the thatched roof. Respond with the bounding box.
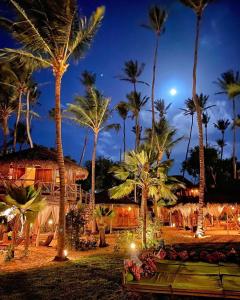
[0,146,88,175]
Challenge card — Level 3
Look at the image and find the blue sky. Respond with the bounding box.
[1,0,240,176]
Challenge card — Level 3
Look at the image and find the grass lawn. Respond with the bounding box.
[0,254,131,300]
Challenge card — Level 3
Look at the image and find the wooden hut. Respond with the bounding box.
[0,146,89,205]
[95,191,139,229]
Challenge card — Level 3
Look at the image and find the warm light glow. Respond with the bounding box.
[170,88,177,96]
[48,219,53,225]
[128,206,132,211]
[130,242,136,250]
[172,223,176,227]
[238,217,240,223]
[63,249,68,257]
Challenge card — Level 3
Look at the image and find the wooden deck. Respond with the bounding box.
[0,178,90,204]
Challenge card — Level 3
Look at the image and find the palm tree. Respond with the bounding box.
[95,206,114,247]
[126,91,149,149]
[66,88,119,233]
[117,60,148,92]
[216,139,226,160]
[116,101,129,161]
[0,0,105,261]
[202,112,210,147]
[109,150,183,248]
[180,98,196,175]
[0,185,46,257]
[155,99,171,120]
[215,70,240,179]
[180,0,216,237]
[142,6,167,135]
[214,119,230,160]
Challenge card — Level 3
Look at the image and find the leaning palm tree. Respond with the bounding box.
[142,6,168,135]
[109,150,183,248]
[202,112,210,147]
[214,119,230,159]
[0,0,105,260]
[180,0,216,237]
[127,91,149,149]
[117,60,148,92]
[66,88,119,233]
[116,101,129,161]
[215,70,240,179]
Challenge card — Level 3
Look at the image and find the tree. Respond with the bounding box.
[109,150,183,248]
[215,70,240,179]
[95,206,114,247]
[142,6,167,138]
[117,60,148,92]
[180,0,216,237]
[0,185,46,257]
[126,91,148,149]
[155,99,171,121]
[0,75,18,154]
[9,121,29,150]
[116,101,129,160]
[183,146,219,188]
[214,119,230,160]
[67,88,119,232]
[202,112,210,147]
[0,0,105,261]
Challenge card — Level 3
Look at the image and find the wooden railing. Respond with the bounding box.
[0,178,90,204]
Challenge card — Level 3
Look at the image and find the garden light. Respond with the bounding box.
[48,219,53,225]
[128,206,132,211]
[63,249,68,257]
[130,242,136,250]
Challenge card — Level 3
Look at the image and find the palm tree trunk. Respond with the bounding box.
[79,130,88,166]
[151,37,159,133]
[205,124,208,147]
[13,90,23,152]
[192,14,205,237]
[123,119,126,161]
[183,114,194,177]
[2,116,9,155]
[26,90,34,148]
[54,71,67,261]
[142,186,148,248]
[221,131,224,160]
[135,114,140,149]
[232,98,237,180]
[91,131,98,233]
[24,221,30,255]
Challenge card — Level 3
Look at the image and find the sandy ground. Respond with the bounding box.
[1,227,240,273]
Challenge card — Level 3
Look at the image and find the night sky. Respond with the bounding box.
[1,0,240,175]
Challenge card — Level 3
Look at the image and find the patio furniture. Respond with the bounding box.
[123,260,240,299]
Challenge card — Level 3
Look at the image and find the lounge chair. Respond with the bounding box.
[39,234,54,247]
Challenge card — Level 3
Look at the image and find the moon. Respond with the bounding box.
[170,88,177,96]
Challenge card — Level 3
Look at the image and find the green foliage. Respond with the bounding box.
[114,230,138,252]
[81,156,119,191]
[65,205,87,250]
[136,219,163,248]
[142,6,168,36]
[95,206,115,219]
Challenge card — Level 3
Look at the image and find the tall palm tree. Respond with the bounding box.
[0,0,105,260]
[216,139,226,161]
[180,0,216,237]
[126,92,149,149]
[215,70,240,179]
[155,99,171,121]
[66,88,119,233]
[79,71,96,165]
[202,112,210,147]
[180,98,196,176]
[214,119,230,160]
[109,150,183,248]
[117,60,148,92]
[142,6,167,136]
[116,101,129,161]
